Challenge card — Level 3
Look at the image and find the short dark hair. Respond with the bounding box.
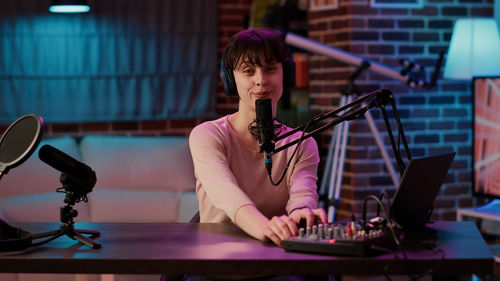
[222,27,292,70]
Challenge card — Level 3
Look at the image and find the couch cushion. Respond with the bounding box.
[0,136,81,198]
[88,189,179,222]
[178,191,199,222]
[0,191,90,222]
[80,135,196,193]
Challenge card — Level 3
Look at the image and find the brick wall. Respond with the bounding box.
[0,0,491,221]
[308,0,493,220]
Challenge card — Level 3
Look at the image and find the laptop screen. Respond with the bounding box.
[390,152,456,230]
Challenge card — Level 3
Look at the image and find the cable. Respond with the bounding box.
[267,99,366,186]
[274,89,381,147]
[267,116,317,186]
[56,187,88,203]
[265,92,380,187]
[30,232,65,247]
[362,194,401,248]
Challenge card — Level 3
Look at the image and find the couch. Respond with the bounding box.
[0,135,198,281]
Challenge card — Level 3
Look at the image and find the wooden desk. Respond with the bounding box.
[0,221,494,276]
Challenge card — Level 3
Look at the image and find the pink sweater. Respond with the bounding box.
[189,115,320,223]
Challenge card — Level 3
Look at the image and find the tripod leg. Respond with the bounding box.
[321,95,353,222]
[328,95,352,221]
[68,230,101,249]
[362,103,400,186]
[334,114,350,214]
[327,115,344,220]
[319,116,337,198]
[74,228,101,237]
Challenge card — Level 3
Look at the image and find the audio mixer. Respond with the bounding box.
[282,221,398,257]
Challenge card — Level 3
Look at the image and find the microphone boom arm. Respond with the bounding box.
[274,89,411,177]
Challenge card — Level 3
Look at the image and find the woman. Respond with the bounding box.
[189,27,327,247]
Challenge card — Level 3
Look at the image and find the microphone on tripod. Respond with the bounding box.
[39,144,96,188]
[255,98,275,175]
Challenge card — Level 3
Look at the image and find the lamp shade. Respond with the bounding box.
[443,18,500,80]
[49,0,90,13]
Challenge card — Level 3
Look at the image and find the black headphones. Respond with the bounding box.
[0,219,32,251]
[220,41,296,97]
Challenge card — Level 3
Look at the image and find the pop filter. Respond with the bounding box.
[0,113,44,180]
[0,113,43,251]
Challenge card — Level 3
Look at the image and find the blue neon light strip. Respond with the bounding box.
[49,5,90,13]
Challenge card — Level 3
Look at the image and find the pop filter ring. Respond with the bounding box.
[0,113,44,178]
[0,113,43,251]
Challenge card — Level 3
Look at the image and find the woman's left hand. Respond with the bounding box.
[289,207,328,227]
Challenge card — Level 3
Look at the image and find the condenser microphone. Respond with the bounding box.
[255,98,275,174]
[39,144,96,188]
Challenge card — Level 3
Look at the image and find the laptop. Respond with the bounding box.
[281,152,456,256]
[390,152,456,230]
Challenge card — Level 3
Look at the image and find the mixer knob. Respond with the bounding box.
[308,234,319,240]
[327,227,333,239]
[333,226,341,239]
[318,224,324,239]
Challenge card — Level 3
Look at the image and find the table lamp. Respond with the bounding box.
[443,18,500,80]
[447,19,500,216]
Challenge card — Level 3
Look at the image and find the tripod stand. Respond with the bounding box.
[31,173,101,249]
[282,32,442,222]
[318,64,405,221]
[272,88,411,223]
